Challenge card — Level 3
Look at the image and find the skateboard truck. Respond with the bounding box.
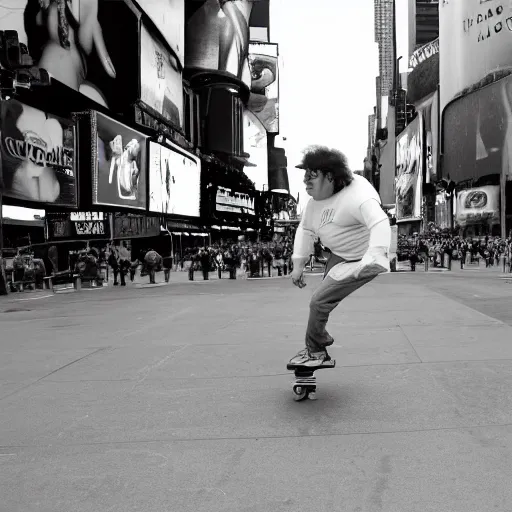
[286,351,336,401]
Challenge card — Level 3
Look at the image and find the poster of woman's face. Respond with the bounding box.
[248,43,279,134]
[0,98,77,206]
[94,112,147,210]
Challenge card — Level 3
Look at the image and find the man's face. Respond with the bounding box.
[303,169,333,200]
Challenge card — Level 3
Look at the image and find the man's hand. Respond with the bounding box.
[291,269,306,289]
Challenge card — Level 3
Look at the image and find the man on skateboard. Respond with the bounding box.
[289,146,391,367]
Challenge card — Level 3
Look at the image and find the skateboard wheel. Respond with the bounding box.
[293,385,308,401]
[308,392,317,400]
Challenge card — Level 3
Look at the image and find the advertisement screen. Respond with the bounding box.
[243,110,268,191]
[140,23,183,129]
[0,99,77,207]
[185,0,254,83]
[149,141,200,217]
[440,0,512,112]
[455,185,500,227]
[248,42,279,134]
[216,187,255,216]
[93,112,148,210]
[136,0,184,65]
[395,115,423,221]
[0,1,140,112]
[443,75,512,184]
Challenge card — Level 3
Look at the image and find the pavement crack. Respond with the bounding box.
[0,347,110,402]
[3,421,512,449]
[397,324,423,363]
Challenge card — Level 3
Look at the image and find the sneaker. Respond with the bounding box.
[289,348,309,365]
[289,349,328,367]
[302,350,328,367]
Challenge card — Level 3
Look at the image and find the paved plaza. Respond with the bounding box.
[1,269,512,512]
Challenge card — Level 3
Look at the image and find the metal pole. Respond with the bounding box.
[0,189,7,295]
[500,165,506,240]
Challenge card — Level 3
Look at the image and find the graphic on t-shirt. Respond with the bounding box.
[319,208,336,229]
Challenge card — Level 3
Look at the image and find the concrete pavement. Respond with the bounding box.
[1,271,512,512]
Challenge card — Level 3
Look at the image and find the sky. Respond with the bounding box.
[270,0,379,213]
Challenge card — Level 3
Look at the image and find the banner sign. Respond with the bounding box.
[409,38,439,69]
[455,185,500,226]
[113,213,161,239]
[46,212,109,240]
[216,186,255,215]
[0,99,77,207]
[92,112,148,210]
[395,115,423,221]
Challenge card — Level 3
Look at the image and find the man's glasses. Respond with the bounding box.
[303,169,320,182]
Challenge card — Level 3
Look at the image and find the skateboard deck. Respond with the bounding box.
[287,358,336,401]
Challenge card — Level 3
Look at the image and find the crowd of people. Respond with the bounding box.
[396,230,512,271]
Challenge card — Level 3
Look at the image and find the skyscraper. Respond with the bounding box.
[374,0,395,97]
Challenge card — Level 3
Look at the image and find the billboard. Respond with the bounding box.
[247,42,279,133]
[0,1,138,110]
[148,141,201,217]
[136,0,185,65]
[216,187,255,216]
[185,0,253,84]
[93,112,148,210]
[0,99,77,207]
[455,185,500,226]
[140,22,183,129]
[243,110,268,191]
[443,75,512,184]
[395,115,423,221]
[440,0,512,112]
[0,2,182,128]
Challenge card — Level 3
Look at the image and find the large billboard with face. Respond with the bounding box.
[0,99,77,207]
[148,141,201,217]
[247,42,279,134]
[395,115,423,221]
[185,0,253,85]
[136,0,185,65]
[439,0,512,112]
[243,110,268,191]
[92,112,148,210]
[443,75,512,184]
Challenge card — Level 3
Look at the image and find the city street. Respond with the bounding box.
[1,269,512,512]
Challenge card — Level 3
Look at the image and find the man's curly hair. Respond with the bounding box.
[296,145,353,193]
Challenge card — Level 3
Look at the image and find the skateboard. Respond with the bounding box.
[286,352,336,401]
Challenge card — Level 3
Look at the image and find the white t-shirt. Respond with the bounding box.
[293,174,388,261]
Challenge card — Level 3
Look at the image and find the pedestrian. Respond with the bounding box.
[289,146,390,367]
[117,242,130,286]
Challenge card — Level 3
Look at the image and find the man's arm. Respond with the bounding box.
[291,211,315,273]
[359,199,391,253]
